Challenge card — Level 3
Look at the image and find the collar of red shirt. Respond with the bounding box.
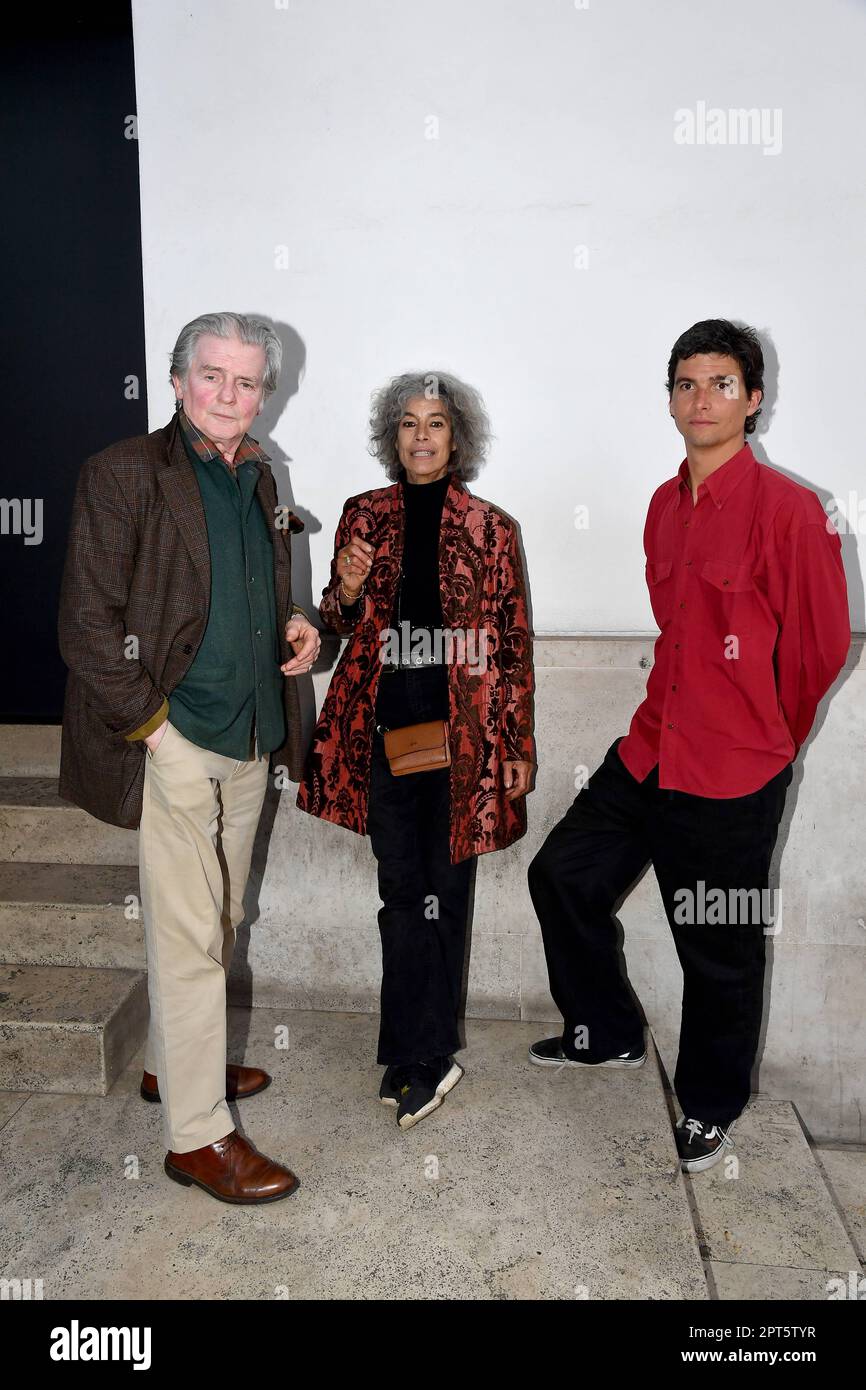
[676,441,756,510]
[177,407,270,469]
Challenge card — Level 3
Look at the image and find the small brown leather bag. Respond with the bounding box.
[383,719,451,776]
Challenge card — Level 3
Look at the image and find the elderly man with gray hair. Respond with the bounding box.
[58,312,319,1204]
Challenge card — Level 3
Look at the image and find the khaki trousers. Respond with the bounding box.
[139,719,270,1153]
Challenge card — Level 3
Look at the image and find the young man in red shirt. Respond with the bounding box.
[527,319,850,1172]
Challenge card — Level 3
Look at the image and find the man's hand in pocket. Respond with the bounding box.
[144,721,170,754]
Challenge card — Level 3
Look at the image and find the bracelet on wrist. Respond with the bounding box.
[340,578,364,603]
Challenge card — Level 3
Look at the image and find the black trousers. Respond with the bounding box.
[527,738,792,1126]
[367,665,474,1066]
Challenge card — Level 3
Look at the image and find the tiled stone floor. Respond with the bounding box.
[0,1010,705,1300]
[1,1009,861,1301]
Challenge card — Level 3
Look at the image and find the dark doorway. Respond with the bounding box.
[0,2,147,722]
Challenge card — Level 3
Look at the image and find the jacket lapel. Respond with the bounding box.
[256,465,292,630]
[373,484,404,611]
[155,413,210,597]
[439,471,470,628]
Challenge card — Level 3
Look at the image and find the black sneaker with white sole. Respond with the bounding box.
[393,1056,464,1130]
[528,1036,647,1068]
[675,1116,736,1172]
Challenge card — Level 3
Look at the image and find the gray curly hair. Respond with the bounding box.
[368,370,491,482]
[169,312,282,396]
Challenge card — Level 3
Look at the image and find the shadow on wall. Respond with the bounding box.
[244,317,328,746]
[746,323,863,631]
[724,323,862,1105]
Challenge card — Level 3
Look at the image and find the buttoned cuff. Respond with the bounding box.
[291,604,311,622]
[125,697,169,742]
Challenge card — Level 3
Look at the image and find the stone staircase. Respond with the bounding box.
[0,725,147,1094]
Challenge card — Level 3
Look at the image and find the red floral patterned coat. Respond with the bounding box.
[296,472,536,863]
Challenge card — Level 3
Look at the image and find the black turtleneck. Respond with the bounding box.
[391,471,448,634]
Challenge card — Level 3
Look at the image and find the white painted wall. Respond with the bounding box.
[132,0,866,631]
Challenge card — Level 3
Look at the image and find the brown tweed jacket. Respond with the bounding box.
[57,412,305,829]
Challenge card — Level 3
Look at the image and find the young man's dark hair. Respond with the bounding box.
[666,319,764,434]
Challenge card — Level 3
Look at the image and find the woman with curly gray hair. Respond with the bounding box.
[297,370,536,1130]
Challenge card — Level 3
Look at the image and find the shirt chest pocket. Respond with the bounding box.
[699,559,759,638]
[646,557,674,628]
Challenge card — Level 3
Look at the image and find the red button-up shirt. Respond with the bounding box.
[617,443,850,798]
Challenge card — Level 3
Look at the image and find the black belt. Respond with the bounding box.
[380,656,446,673]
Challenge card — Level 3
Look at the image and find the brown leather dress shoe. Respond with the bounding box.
[164,1129,299,1204]
[140,1063,271,1104]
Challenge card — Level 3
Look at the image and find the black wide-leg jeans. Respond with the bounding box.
[367,665,474,1066]
[527,737,793,1127]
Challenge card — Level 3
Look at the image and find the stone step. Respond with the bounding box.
[0,724,61,777]
[684,1097,863,1299]
[814,1145,866,1269]
[0,863,144,968]
[0,963,148,1095]
[0,778,138,865]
